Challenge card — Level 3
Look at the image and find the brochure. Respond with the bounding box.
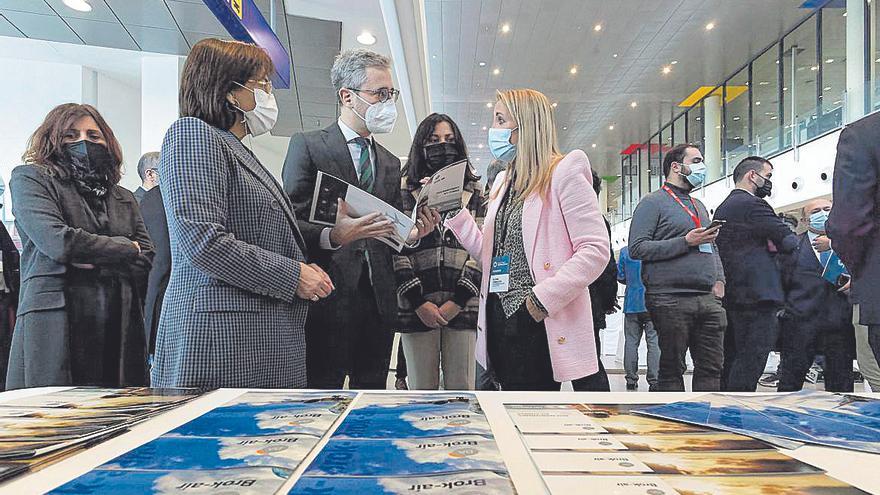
[103,434,319,471]
[543,473,869,495]
[506,403,709,435]
[1,387,200,412]
[412,160,469,213]
[334,405,492,439]
[304,435,505,476]
[48,467,293,494]
[522,432,773,452]
[289,470,517,494]
[170,402,347,438]
[308,171,413,251]
[531,450,822,475]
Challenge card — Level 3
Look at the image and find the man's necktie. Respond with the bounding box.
[351,137,374,192]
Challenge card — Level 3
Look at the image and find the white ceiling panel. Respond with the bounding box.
[64,16,138,50]
[105,0,178,30]
[165,0,226,35]
[44,0,117,23]
[0,0,53,14]
[127,24,189,55]
[2,10,81,44]
[0,13,23,37]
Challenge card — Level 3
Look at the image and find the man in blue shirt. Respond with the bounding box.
[617,246,660,391]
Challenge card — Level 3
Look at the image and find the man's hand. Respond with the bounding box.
[812,234,831,252]
[438,301,462,323]
[329,199,397,247]
[295,262,334,302]
[415,302,449,329]
[408,207,442,243]
[712,281,725,299]
[685,226,720,247]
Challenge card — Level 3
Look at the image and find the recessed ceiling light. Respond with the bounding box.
[432,55,437,59]
[475,157,481,161]
[569,66,578,74]
[733,116,741,121]
[562,126,568,130]
[356,31,377,45]
[594,24,602,32]
[482,126,488,131]
[501,23,511,33]
[705,22,715,31]
[630,101,638,108]
[608,125,614,130]
[670,60,678,65]
[552,102,558,108]
[782,87,788,91]
[696,117,702,121]
[770,116,778,120]
[492,68,501,75]
[63,0,92,11]
[825,58,835,64]
[470,122,477,126]
[478,143,484,149]
[755,101,762,106]
[485,102,493,108]
[758,81,769,85]
[662,66,672,75]
[478,61,487,67]
[591,143,597,148]
[824,86,832,91]
[612,53,618,58]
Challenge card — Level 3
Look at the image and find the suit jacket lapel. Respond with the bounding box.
[217,132,306,251]
[321,124,360,185]
[799,234,822,271]
[521,194,543,264]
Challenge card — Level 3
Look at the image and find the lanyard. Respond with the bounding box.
[662,185,701,228]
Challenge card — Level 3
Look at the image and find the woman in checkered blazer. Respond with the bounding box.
[150,39,333,389]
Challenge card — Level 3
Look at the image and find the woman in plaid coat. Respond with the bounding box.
[395,114,485,390]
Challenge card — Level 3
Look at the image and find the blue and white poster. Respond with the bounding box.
[289,470,516,494]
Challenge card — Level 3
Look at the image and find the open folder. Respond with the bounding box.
[308,160,469,252]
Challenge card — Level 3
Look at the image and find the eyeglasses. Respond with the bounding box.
[247,79,274,94]
[348,87,400,103]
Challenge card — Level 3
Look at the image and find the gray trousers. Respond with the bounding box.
[623,312,660,388]
[400,328,476,390]
[855,305,880,391]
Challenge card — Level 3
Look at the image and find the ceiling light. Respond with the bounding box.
[770,116,778,120]
[825,58,835,64]
[696,117,702,121]
[824,86,832,91]
[569,66,578,74]
[591,143,597,148]
[486,102,493,108]
[705,22,715,31]
[833,100,842,105]
[482,126,488,131]
[612,53,618,58]
[755,101,761,106]
[63,0,92,11]
[594,24,602,32]
[356,31,377,45]
[811,65,819,71]
[758,81,769,86]
[470,122,476,126]
[478,61,487,67]
[630,101,637,108]
[478,143,484,149]
[783,87,788,91]
[662,66,672,75]
[501,23,511,33]
[432,55,437,59]
[551,102,558,108]
[733,116,741,121]
[475,157,481,161]
[562,126,568,130]
[608,125,614,130]
[670,60,678,65]
[492,68,501,75]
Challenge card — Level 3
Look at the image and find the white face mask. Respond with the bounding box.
[352,91,397,134]
[232,82,278,136]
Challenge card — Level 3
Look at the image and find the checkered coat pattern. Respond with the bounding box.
[150,117,309,389]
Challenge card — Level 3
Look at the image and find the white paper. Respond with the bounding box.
[414,160,469,213]
[531,452,654,474]
[544,475,681,495]
[507,407,607,434]
[524,434,628,451]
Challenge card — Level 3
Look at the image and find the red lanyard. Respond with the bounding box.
[662,185,701,228]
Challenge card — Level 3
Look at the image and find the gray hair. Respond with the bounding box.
[330,49,391,100]
[137,151,160,181]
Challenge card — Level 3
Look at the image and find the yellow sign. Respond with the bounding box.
[230,0,243,19]
[678,85,748,108]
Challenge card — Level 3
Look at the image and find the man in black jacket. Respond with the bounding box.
[714,156,798,391]
[826,112,880,368]
[140,186,169,358]
[777,198,854,392]
[0,220,20,391]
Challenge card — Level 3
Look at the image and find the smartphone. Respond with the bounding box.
[707,219,726,230]
[836,274,851,289]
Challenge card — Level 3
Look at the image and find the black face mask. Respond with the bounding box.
[753,174,773,198]
[423,142,461,172]
[64,140,116,196]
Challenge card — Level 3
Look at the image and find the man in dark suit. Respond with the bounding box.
[777,198,854,392]
[0,219,20,391]
[283,49,436,389]
[827,112,880,368]
[140,186,169,357]
[714,156,798,391]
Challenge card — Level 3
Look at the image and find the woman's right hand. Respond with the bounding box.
[415,302,448,329]
[295,263,334,302]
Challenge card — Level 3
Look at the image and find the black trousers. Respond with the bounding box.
[306,263,394,390]
[778,317,855,392]
[645,293,726,392]
[487,294,608,391]
[722,303,779,392]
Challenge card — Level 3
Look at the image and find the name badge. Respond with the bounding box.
[699,243,713,254]
[489,255,510,293]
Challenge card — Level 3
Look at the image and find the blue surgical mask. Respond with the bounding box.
[680,162,707,188]
[488,127,518,162]
[809,210,829,232]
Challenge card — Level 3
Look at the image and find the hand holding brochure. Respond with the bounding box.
[413,160,469,213]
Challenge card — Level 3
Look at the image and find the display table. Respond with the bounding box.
[1,387,879,494]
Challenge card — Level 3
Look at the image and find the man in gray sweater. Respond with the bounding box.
[628,144,726,391]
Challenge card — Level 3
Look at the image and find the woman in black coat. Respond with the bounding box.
[6,103,153,389]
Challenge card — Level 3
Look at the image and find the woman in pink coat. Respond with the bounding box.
[445,88,610,390]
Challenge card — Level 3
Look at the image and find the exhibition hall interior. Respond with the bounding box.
[0,0,879,493]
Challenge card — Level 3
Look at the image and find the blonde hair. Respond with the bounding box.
[496,88,562,202]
